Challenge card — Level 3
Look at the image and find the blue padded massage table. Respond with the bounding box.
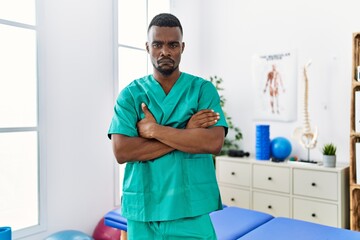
[209,207,273,239]
[239,217,360,240]
[104,207,360,240]
[104,206,273,240]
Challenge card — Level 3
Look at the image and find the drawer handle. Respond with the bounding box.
[311,182,317,187]
[268,205,272,209]
[311,213,316,218]
[268,177,272,181]
[231,172,235,176]
[231,198,235,202]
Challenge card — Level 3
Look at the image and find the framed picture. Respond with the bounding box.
[252,51,297,122]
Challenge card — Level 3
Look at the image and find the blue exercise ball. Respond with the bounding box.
[45,230,94,240]
[270,137,292,160]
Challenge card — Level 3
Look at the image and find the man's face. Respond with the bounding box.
[146,26,184,76]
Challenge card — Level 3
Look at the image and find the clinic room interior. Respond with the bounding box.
[2,0,360,239]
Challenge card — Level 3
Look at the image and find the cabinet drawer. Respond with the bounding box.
[253,191,290,217]
[293,198,338,227]
[253,165,290,193]
[293,169,338,201]
[219,185,250,209]
[217,160,250,187]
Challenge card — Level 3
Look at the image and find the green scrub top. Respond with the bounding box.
[108,72,228,222]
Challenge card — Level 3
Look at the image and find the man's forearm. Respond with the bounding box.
[134,104,223,158]
[112,134,174,164]
[150,126,225,155]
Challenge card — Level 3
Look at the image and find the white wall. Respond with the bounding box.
[172,0,360,163]
[22,0,116,239]
[19,0,359,238]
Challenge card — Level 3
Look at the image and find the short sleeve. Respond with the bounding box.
[198,81,228,136]
[108,88,139,139]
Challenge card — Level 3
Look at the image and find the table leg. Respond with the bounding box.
[121,230,127,240]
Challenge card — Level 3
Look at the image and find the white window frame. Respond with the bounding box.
[0,1,46,238]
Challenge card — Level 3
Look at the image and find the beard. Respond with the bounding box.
[154,65,177,76]
[153,58,178,76]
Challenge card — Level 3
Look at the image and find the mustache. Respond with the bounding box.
[157,58,174,64]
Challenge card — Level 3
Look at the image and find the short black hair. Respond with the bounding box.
[148,13,183,35]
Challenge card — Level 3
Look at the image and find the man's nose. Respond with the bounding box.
[160,46,171,56]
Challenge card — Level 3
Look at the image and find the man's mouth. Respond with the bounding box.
[158,58,174,65]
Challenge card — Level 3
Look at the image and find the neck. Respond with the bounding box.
[153,70,181,95]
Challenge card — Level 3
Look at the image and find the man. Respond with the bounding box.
[263,64,285,114]
[108,13,228,239]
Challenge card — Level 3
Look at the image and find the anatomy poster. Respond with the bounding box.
[252,51,297,122]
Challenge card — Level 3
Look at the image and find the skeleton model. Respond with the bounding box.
[293,61,318,160]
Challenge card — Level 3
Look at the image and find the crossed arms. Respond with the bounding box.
[111,103,225,164]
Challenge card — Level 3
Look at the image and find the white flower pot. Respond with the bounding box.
[323,155,336,167]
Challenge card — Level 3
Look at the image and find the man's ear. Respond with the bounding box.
[145,42,149,53]
[181,42,185,53]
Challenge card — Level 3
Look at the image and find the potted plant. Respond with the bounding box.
[209,75,243,155]
[322,143,337,167]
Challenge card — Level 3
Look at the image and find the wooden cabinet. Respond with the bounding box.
[350,32,360,231]
[216,156,349,228]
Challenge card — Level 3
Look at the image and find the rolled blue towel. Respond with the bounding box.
[0,227,11,240]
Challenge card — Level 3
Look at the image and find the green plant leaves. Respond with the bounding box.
[209,75,243,155]
[322,143,337,155]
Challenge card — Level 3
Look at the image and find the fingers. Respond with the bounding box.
[141,102,148,113]
[199,115,219,127]
[193,109,219,119]
[198,116,219,128]
[141,103,153,118]
[196,110,220,123]
[186,109,220,129]
[141,103,156,122]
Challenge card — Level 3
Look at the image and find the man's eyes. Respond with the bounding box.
[152,43,179,48]
[169,43,179,48]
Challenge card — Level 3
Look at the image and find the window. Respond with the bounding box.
[0,1,44,238]
[114,0,170,205]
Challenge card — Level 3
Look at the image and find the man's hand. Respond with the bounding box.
[186,109,220,129]
[137,103,157,139]
[136,106,224,155]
